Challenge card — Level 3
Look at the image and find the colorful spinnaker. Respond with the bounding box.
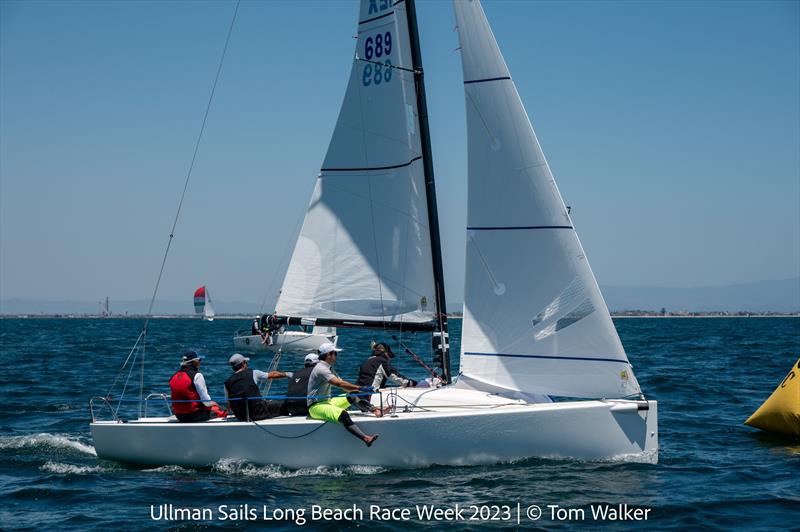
[193,286,215,321]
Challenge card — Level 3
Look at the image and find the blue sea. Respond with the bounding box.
[1,317,798,530]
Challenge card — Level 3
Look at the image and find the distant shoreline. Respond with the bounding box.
[1,312,798,319]
[611,314,799,318]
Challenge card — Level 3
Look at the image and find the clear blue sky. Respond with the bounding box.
[1,0,798,306]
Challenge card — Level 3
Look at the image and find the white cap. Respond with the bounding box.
[229,353,250,366]
[318,342,342,356]
[304,353,319,365]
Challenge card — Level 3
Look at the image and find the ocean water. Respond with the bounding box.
[0,317,798,530]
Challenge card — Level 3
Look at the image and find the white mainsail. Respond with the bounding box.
[276,0,436,325]
[454,0,641,400]
[204,293,215,322]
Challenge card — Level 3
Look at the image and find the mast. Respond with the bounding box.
[405,0,451,383]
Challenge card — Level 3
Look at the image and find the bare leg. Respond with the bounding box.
[338,411,379,446]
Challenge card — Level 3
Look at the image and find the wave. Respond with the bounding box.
[142,465,193,473]
[605,448,659,465]
[40,461,106,475]
[212,458,386,478]
[0,433,96,456]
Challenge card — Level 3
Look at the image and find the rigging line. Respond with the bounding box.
[105,329,145,399]
[139,331,146,418]
[140,0,241,331]
[116,343,142,415]
[354,55,418,74]
[261,339,285,396]
[129,0,239,412]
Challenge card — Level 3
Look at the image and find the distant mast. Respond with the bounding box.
[100,296,110,317]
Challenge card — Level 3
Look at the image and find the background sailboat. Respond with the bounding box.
[193,286,215,321]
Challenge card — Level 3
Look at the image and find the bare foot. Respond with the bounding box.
[372,408,386,418]
[364,434,380,447]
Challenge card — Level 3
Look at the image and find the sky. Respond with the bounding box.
[1,0,798,307]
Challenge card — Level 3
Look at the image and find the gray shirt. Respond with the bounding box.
[307,360,336,406]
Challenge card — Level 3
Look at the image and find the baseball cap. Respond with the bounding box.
[318,342,343,356]
[229,353,250,366]
[181,351,204,365]
[304,353,319,365]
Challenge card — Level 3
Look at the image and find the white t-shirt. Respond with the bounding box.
[193,372,213,407]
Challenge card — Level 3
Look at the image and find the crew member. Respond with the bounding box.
[307,343,381,446]
[224,353,291,421]
[357,342,418,390]
[169,351,226,422]
[267,313,282,334]
[283,353,319,416]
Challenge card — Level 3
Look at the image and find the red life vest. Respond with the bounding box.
[169,370,202,415]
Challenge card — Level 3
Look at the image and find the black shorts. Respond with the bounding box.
[176,408,213,423]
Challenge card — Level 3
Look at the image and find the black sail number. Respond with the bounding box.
[362,31,393,87]
[364,32,392,61]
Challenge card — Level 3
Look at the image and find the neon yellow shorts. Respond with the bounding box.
[308,395,351,423]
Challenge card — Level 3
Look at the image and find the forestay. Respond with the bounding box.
[276,0,437,325]
[454,0,641,399]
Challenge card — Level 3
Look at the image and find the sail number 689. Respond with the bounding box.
[365,32,392,60]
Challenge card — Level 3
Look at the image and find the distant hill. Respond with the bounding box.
[2,277,798,315]
[601,278,800,313]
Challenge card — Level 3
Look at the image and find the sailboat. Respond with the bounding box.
[90,0,658,467]
[232,321,337,354]
[193,286,215,321]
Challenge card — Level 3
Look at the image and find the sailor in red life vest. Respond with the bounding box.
[169,351,227,422]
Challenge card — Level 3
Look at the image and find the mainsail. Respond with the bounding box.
[454,0,641,399]
[276,0,438,328]
[194,286,214,321]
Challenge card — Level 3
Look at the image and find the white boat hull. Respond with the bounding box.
[232,331,336,354]
[91,388,658,468]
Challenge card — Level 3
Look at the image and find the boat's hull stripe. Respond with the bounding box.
[463,352,630,364]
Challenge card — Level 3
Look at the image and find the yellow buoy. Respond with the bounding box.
[745,357,800,437]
